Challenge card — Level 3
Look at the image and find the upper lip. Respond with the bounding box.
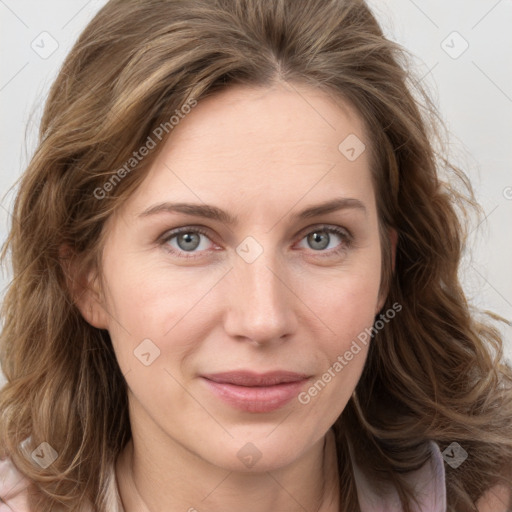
[201,371,310,387]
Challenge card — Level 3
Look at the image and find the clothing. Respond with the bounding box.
[351,440,447,511]
[0,440,446,511]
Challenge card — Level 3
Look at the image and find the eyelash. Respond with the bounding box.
[158,225,353,260]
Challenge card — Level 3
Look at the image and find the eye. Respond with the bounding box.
[296,225,352,257]
[160,227,216,259]
[159,224,352,259]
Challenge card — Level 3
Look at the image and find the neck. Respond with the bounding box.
[115,427,340,512]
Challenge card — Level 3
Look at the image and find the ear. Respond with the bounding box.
[59,244,110,330]
[376,227,398,313]
[389,227,398,273]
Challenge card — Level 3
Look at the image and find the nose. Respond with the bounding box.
[222,247,298,346]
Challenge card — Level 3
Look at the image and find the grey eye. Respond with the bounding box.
[176,232,202,251]
[307,231,331,250]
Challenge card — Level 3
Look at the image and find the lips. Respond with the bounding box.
[202,370,310,386]
[200,370,311,413]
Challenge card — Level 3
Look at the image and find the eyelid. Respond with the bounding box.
[159,223,353,242]
[296,223,353,241]
[294,224,353,258]
[158,225,216,246]
[158,223,353,258]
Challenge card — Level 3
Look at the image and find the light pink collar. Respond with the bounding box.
[1,439,447,511]
[349,440,447,511]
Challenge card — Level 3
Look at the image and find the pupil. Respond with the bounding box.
[310,231,328,250]
[179,233,199,250]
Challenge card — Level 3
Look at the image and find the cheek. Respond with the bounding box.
[101,229,383,365]
[102,247,195,325]
[311,283,378,376]
[100,254,221,367]
[295,269,381,411]
[315,262,382,338]
[300,256,382,396]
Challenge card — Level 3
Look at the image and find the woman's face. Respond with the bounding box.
[80,82,390,472]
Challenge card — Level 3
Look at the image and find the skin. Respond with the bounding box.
[76,81,396,511]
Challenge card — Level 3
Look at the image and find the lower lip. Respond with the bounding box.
[201,378,308,413]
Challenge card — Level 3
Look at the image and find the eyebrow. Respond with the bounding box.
[138,197,367,225]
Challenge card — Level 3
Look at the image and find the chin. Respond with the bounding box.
[194,429,316,473]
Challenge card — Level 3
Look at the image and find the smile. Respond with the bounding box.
[200,371,311,413]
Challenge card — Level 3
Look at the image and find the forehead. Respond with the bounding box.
[165,82,367,162]
[122,82,375,219]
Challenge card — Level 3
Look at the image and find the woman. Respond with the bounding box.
[1,0,511,510]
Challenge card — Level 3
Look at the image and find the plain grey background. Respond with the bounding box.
[1,1,511,388]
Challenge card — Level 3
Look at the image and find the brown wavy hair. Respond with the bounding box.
[1,0,511,510]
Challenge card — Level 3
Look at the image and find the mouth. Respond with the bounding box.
[200,370,311,413]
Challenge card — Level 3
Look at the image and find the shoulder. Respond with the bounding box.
[0,448,122,512]
[0,454,100,512]
[395,442,511,511]
[404,440,447,512]
[351,439,447,512]
[0,455,32,511]
[475,481,512,512]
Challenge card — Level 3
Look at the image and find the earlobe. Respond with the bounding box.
[390,228,398,273]
[59,244,110,330]
[75,273,110,330]
[376,227,398,314]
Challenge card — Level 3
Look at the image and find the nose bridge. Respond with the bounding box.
[224,237,297,344]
